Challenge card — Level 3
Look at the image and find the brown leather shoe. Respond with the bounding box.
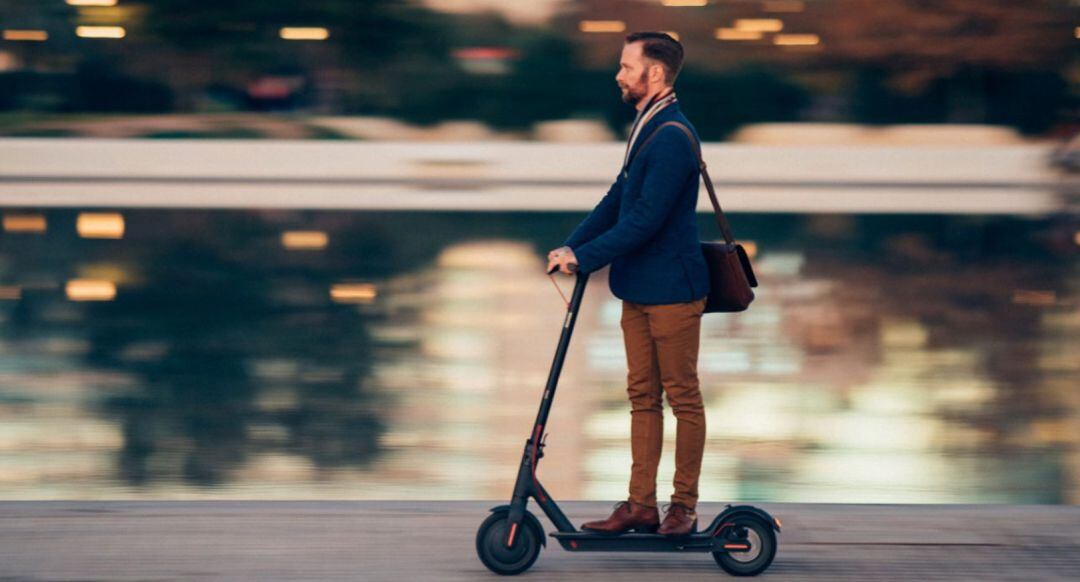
[657,503,698,536]
[580,500,660,534]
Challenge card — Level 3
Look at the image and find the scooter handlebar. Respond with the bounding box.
[547,263,579,275]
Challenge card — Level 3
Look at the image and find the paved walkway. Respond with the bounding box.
[2,501,1078,581]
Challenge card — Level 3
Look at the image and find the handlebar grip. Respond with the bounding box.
[547,263,579,275]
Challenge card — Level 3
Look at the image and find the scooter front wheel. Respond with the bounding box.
[475,510,542,576]
[712,515,777,576]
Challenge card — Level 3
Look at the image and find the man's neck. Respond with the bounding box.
[635,86,673,111]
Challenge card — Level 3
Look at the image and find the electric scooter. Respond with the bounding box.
[476,268,780,576]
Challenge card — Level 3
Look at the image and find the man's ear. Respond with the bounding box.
[649,63,666,85]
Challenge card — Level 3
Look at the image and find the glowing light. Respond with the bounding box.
[331,283,377,304]
[774,33,820,46]
[279,27,329,40]
[735,19,784,33]
[66,0,117,5]
[76,212,124,239]
[452,47,517,60]
[715,28,763,41]
[3,213,47,233]
[282,231,328,250]
[2,30,48,42]
[662,0,708,6]
[66,279,116,301]
[579,20,626,34]
[1012,289,1056,306]
[452,47,518,75]
[75,26,126,39]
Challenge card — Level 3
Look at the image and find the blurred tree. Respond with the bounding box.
[383,12,590,129]
[813,0,1076,132]
[679,65,811,140]
[139,0,424,59]
[65,58,174,113]
[466,33,584,129]
[815,0,1074,92]
[132,0,448,111]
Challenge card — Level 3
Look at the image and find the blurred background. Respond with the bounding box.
[0,0,1078,504]
[1,0,1078,139]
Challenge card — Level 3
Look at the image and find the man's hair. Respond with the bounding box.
[624,31,684,85]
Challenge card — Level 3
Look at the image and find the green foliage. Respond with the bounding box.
[65,59,175,113]
[677,66,812,140]
[0,65,173,114]
[852,66,1070,134]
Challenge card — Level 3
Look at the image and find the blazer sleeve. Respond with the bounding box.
[570,128,696,274]
[562,176,622,250]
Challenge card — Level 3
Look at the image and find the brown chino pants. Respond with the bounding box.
[621,296,708,510]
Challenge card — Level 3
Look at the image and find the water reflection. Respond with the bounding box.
[0,209,1076,503]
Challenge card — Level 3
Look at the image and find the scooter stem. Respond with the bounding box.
[504,271,590,537]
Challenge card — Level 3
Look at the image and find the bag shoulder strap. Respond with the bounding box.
[631,121,735,244]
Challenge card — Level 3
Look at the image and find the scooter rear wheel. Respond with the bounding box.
[712,515,777,576]
[475,510,542,576]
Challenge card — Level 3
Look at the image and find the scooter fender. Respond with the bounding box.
[488,505,547,547]
[712,504,782,535]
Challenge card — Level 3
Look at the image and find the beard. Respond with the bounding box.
[619,71,649,105]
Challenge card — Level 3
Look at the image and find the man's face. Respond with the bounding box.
[616,42,652,105]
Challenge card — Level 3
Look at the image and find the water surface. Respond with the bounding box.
[1,209,1076,503]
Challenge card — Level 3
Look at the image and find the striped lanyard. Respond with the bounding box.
[622,89,677,171]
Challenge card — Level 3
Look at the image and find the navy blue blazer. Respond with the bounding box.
[563,102,710,305]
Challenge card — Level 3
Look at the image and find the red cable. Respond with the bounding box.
[548,273,570,309]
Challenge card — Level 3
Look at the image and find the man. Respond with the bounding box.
[546,31,710,537]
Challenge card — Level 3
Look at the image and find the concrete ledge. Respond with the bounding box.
[1,139,1072,214]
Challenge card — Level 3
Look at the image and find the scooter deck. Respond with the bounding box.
[550,530,729,553]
